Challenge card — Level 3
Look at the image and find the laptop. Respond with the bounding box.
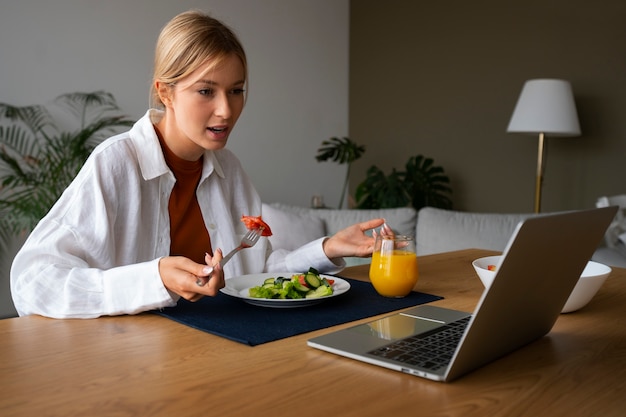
[307,206,617,382]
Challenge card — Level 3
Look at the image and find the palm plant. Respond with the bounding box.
[315,136,366,209]
[0,91,134,235]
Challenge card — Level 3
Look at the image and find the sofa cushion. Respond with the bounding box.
[416,207,536,255]
[261,203,417,266]
[264,203,417,236]
[261,203,326,251]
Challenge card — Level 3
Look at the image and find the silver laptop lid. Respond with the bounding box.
[445,206,618,380]
[308,207,617,382]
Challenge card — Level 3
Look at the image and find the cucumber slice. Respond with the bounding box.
[263,277,275,285]
[305,285,333,298]
[304,272,321,288]
[292,278,310,292]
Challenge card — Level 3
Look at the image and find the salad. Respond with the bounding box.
[248,268,335,299]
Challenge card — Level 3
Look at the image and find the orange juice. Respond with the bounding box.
[370,250,419,297]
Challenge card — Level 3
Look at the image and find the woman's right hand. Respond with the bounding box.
[158,249,224,302]
[321,218,385,259]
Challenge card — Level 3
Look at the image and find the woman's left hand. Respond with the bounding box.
[322,218,385,259]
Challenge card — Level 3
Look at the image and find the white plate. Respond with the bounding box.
[220,272,350,308]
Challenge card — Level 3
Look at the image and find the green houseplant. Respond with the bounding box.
[315,136,366,209]
[355,154,453,211]
[0,91,134,238]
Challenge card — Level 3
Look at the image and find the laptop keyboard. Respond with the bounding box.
[368,316,471,372]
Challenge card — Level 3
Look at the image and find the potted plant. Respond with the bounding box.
[355,154,453,211]
[0,91,134,238]
[315,136,366,209]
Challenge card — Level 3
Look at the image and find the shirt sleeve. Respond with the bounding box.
[11,220,177,319]
[10,113,180,319]
[265,237,346,274]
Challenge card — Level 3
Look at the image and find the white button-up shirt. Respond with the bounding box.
[11,110,343,318]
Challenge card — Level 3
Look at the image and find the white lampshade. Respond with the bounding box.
[507,79,581,137]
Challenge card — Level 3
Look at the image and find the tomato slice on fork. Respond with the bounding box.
[241,215,273,236]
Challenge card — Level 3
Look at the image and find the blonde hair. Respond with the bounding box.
[150,10,248,108]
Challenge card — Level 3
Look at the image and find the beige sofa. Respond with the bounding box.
[2,204,620,319]
[262,203,626,268]
[262,203,535,264]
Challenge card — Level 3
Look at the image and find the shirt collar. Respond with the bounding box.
[131,109,226,181]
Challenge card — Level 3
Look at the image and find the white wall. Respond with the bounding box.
[0,0,349,208]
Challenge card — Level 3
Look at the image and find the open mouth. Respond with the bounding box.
[208,127,227,133]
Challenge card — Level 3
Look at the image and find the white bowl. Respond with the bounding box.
[471,256,502,288]
[472,256,612,313]
[562,261,612,313]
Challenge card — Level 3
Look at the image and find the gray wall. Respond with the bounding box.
[349,0,626,213]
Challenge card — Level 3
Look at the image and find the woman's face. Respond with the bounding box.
[157,54,246,161]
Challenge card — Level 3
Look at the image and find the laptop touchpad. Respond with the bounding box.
[351,314,444,342]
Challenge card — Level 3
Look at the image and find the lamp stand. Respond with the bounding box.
[534,132,545,213]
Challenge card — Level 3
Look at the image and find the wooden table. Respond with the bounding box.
[1,249,625,417]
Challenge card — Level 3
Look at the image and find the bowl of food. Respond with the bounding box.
[471,255,501,288]
[472,256,612,313]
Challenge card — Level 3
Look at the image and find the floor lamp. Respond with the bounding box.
[506,79,581,213]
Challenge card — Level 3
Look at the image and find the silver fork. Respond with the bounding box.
[196,228,264,286]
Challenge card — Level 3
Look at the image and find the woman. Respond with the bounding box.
[10,10,384,319]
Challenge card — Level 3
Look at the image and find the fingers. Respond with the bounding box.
[159,255,226,302]
[205,248,223,265]
[188,293,205,302]
[381,221,394,236]
[196,248,223,287]
[323,218,386,259]
[204,263,225,295]
[194,262,222,289]
[359,218,385,232]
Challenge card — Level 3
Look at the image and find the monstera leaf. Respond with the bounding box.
[354,166,411,209]
[403,155,453,210]
[355,154,452,211]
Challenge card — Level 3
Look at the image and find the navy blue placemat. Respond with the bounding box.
[154,278,443,346]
